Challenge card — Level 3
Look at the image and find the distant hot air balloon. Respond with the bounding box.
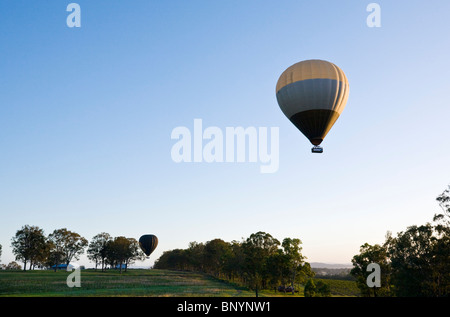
[276,59,349,153]
[139,234,158,257]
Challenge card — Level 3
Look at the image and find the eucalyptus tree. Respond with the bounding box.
[48,228,88,269]
[11,225,48,271]
[281,238,305,294]
[87,232,111,271]
[241,231,280,297]
[104,236,145,273]
[351,242,391,297]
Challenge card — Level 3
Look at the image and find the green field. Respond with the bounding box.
[0,269,359,297]
[313,278,361,297]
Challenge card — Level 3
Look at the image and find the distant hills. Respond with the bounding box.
[310,263,354,279]
[309,262,353,269]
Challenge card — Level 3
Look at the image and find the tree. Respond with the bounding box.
[387,223,449,296]
[281,238,305,294]
[296,262,315,289]
[304,279,316,297]
[4,261,22,270]
[304,279,331,297]
[11,225,48,271]
[350,184,450,297]
[186,241,205,271]
[105,237,127,272]
[203,239,231,277]
[432,185,450,296]
[33,240,51,269]
[223,240,245,283]
[48,228,88,270]
[47,249,65,271]
[124,237,146,270]
[87,232,111,271]
[241,231,280,297]
[316,280,331,296]
[104,236,144,273]
[351,242,391,297]
[435,184,450,225]
[154,249,189,270]
[434,184,450,240]
[266,249,288,291]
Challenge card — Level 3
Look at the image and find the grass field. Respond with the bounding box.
[0,269,359,297]
[313,278,361,297]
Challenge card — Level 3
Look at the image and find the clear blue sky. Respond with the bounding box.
[1,0,449,267]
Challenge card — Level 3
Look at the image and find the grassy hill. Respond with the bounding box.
[0,269,273,297]
[0,269,359,297]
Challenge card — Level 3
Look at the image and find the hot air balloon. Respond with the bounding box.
[139,234,158,257]
[276,59,349,153]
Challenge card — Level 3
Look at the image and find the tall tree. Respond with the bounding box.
[223,241,245,283]
[351,242,391,297]
[242,231,280,297]
[124,237,146,270]
[87,232,111,271]
[281,238,305,294]
[186,242,205,271]
[266,249,288,291]
[48,228,88,269]
[203,239,231,277]
[296,262,315,287]
[436,185,450,217]
[104,236,144,273]
[387,223,449,296]
[435,184,450,231]
[432,185,450,296]
[11,225,47,271]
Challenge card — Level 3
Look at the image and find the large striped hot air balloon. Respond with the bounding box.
[276,59,349,153]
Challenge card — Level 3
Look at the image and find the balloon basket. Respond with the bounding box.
[311,146,323,153]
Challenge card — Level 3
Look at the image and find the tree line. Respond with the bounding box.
[2,185,449,297]
[350,185,450,297]
[2,228,330,296]
[153,231,329,297]
[152,185,450,297]
[6,228,145,273]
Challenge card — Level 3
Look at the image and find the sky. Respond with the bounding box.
[1,0,450,268]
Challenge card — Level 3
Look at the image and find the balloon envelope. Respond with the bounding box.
[276,59,349,146]
[139,234,158,256]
